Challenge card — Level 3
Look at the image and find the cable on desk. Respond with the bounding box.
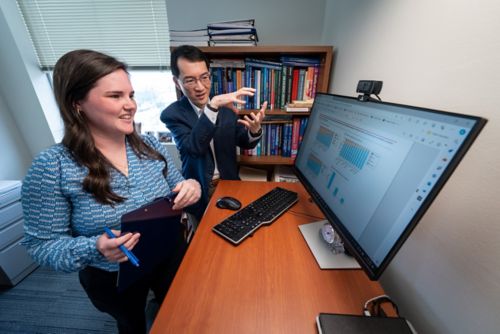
[287,209,324,221]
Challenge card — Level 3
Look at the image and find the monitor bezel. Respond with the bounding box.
[294,93,487,280]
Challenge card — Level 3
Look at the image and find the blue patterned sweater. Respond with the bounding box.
[21,135,184,273]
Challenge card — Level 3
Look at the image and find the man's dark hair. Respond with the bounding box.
[170,45,210,77]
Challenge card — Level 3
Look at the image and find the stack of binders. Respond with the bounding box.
[169,28,209,47]
[207,19,258,46]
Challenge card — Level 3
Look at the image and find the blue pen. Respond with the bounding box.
[104,227,140,267]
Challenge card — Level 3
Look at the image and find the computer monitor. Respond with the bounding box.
[294,93,487,280]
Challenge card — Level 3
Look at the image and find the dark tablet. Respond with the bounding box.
[118,197,182,292]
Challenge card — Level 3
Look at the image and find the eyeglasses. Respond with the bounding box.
[180,73,211,88]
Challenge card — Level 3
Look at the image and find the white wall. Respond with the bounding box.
[167,0,326,45]
[0,94,31,179]
[322,1,500,333]
[0,0,61,178]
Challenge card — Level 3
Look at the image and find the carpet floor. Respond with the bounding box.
[0,266,116,334]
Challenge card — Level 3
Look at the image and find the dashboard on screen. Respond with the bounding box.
[294,93,486,280]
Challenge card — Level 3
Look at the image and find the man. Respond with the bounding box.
[161,45,267,220]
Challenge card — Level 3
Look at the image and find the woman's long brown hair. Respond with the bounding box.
[52,49,167,205]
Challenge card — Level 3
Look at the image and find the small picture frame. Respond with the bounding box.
[144,130,157,139]
[158,131,173,143]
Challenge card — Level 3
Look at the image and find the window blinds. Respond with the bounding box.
[16,0,170,69]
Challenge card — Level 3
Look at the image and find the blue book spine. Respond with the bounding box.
[297,68,306,101]
[261,67,267,107]
[277,125,282,156]
[270,125,276,155]
[266,124,272,156]
[285,123,292,157]
[282,123,288,157]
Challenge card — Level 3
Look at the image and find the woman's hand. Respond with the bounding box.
[96,230,140,263]
[171,178,201,210]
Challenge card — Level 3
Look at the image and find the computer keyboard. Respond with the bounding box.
[212,187,298,245]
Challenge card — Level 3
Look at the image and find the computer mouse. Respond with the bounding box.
[216,196,242,210]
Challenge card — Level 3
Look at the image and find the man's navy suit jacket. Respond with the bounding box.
[160,96,259,219]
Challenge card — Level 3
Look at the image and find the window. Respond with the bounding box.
[130,70,177,142]
[16,0,170,69]
[46,69,177,141]
[17,0,176,141]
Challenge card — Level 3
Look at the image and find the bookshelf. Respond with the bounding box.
[199,46,333,169]
[199,45,333,97]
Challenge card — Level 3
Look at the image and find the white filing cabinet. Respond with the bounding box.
[0,180,38,286]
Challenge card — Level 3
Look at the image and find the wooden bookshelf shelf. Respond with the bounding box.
[238,155,295,166]
[174,45,334,173]
[239,109,310,116]
[199,45,333,97]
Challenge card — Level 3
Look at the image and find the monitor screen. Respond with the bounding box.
[294,93,487,280]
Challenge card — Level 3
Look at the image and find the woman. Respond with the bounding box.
[21,49,201,334]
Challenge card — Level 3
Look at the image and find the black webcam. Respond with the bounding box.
[356,80,383,101]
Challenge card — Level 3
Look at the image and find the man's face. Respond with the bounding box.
[174,58,211,109]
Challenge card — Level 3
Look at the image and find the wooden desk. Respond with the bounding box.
[150,181,385,333]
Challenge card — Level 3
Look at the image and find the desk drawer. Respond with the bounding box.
[0,219,24,250]
[0,238,36,284]
[0,182,21,209]
[0,201,23,229]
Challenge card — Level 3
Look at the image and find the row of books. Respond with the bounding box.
[240,117,308,158]
[170,19,258,47]
[210,56,321,110]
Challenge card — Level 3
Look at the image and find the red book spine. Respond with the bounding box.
[311,66,319,98]
[291,117,301,158]
[291,68,300,101]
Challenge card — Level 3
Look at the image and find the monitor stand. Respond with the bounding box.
[298,220,360,269]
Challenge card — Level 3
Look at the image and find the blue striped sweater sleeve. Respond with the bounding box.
[21,148,102,273]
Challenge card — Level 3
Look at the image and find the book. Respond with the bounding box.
[207,18,255,29]
[169,29,208,37]
[317,313,414,334]
[209,33,257,41]
[291,117,301,158]
[280,56,321,66]
[273,165,298,183]
[170,40,208,47]
[208,28,257,36]
[169,35,209,42]
[291,68,300,101]
[285,99,313,112]
[285,105,310,112]
[208,40,257,47]
[297,68,306,100]
[210,59,246,68]
[239,166,267,181]
[244,58,282,69]
[169,28,209,47]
